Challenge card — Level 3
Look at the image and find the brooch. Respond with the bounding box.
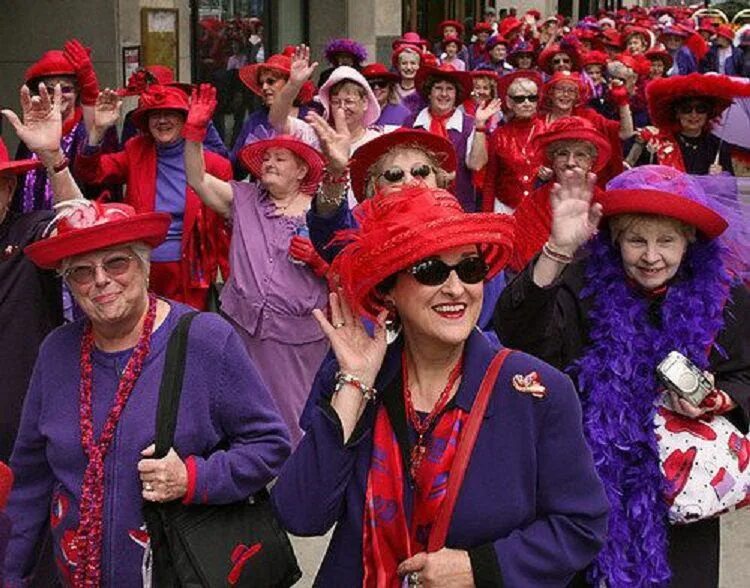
[512,371,547,399]
[1,244,20,261]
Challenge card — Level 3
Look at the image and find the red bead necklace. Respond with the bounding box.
[402,350,464,479]
[73,294,157,587]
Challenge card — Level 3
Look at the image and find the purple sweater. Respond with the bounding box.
[4,302,290,586]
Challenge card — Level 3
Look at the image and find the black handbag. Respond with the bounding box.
[142,312,302,587]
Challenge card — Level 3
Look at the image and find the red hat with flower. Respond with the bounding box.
[239,54,292,96]
[328,185,515,320]
[532,116,612,172]
[130,85,190,132]
[238,136,325,195]
[118,65,194,97]
[0,139,41,176]
[24,50,76,84]
[24,200,170,269]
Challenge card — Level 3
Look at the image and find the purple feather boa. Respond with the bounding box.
[569,231,732,587]
[324,38,368,64]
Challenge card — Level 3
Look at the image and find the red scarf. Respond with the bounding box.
[63,107,84,138]
[361,405,466,586]
[73,295,157,587]
[428,109,454,140]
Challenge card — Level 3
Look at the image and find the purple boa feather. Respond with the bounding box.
[324,38,368,64]
[569,231,732,587]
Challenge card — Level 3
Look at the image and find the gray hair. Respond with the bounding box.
[59,241,152,279]
[609,213,696,244]
[546,139,598,160]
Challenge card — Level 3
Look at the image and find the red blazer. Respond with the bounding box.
[75,136,232,298]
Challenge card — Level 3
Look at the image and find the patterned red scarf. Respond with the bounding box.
[361,404,466,587]
[73,295,157,587]
[428,109,454,140]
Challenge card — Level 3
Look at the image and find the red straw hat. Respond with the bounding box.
[646,73,750,133]
[24,50,76,84]
[361,63,399,84]
[349,128,457,201]
[239,54,291,96]
[130,85,190,132]
[415,64,473,102]
[0,139,41,176]
[24,200,170,269]
[329,185,515,320]
[499,17,524,38]
[238,136,325,195]
[533,116,612,172]
[496,70,543,111]
[437,20,464,35]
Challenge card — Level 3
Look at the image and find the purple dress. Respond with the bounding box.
[220,182,330,446]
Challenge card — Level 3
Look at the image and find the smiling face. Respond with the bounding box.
[551,52,573,72]
[516,54,533,69]
[371,148,439,196]
[675,99,710,135]
[428,79,458,115]
[260,147,308,196]
[444,41,459,58]
[549,140,596,178]
[550,81,579,112]
[399,51,421,80]
[614,215,691,290]
[40,75,78,120]
[386,244,484,349]
[506,78,538,119]
[649,59,666,78]
[472,77,494,102]
[626,34,648,54]
[147,109,186,145]
[258,68,287,106]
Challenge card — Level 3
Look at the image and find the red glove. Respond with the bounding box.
[288,236,329,278]
[700,389,735,415]
[609,83,630,108]
[63,39,99,106]
[0,461,13,510]
[183,83,217,143]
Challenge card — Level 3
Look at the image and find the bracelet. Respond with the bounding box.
[322,166,350,185]
[541,242,574,264]
[47,155,70,175]
[335,371,377,401]
[474,126,487,133]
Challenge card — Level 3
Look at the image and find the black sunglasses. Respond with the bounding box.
[508,94,539,104]
[408,256,489,286]
[368,79,390,90]
[552,57,571,64]
[379,163,434,184]
[676,102,710,115]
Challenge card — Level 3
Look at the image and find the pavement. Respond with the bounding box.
[289,509,750,587]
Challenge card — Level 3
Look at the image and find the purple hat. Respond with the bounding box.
[324,38,368,65]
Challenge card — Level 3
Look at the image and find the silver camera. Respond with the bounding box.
[656,351,714,407]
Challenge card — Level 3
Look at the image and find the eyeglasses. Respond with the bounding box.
[330,97,363,109]
[32,84,77,96]
[552,57,572,64]
[368,80,389,90]
[378,163,434,184]
[408,256,489,286]
[676,102,710,115]
[63,254,135,285]
[552,148,594,162]
[508,94,539,104]
[553,86,578,96]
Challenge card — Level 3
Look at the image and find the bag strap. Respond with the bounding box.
[153,312,199,459]
[427,347,513,552]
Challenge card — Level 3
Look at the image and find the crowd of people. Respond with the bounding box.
[1,4,750,587]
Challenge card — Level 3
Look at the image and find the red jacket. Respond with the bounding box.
[75,136,232,302]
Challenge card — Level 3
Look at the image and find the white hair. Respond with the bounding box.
[59,241,152,278]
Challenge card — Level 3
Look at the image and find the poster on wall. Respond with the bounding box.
[141,8,178,73]
[122,46,141,86]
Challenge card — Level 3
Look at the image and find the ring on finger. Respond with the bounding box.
[144,482,154,492]
[333,322,345,329]
[407,571,422,587]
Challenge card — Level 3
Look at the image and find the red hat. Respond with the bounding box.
[361,63,399,84]
[715,25,735,44]
[415,64,473,103]
[0,139,41,176]
[24,200,170,269]
[239,54,291,96]
[602,165,727,239]
[349,128,457,201]
[392,32,430,52]
[442,34,464,50]
[644,46,673,69]
[499,16,524,38]
[543,71,590,107]
[329,185,515,320]
[24,50,76,84]
[0,461,13,510]
[623,26,653,49]
[507,41,537,67]
[496,70,543,111]
[469,69,500,83]
[238,136,325,195]
[391,44,424,69]
[437,20,464,36]
[118,65,194,97]
[646,73,750,133]
[474,22,494,35]
[697,18,717,35]
[533,116,611,172]
[538,41,582,73]
[485,35,510,52]
[601,29,624,49]
[582,50,609,68]
[526,10,542,21]
[130,85,190,132]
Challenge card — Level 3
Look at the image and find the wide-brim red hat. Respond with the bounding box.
[25,50,76,84]
[437,20,464,35]
[24,201,170,269]
[646,73,750,133]
[497,70,543,111]
[349,128,457,201]
[538,42,582,73]
[442,35,464,50]
[118,65,194,97]
[543,71,590,108]
[415,64,473,103]
[644,46,673,69]
[239,54,291,96]
[601,166,727,239]
[361,63,399,84]
[0,139,41,176]
[533,115,612,172]
[238,136,325,194]
[130,85,190,132]
[329,185,515,320]
[623,26,654,48]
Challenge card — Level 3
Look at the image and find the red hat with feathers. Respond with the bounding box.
[538,36,583,73]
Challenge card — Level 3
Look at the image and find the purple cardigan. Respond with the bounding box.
[272,330,609,586]
[4,303,290,586]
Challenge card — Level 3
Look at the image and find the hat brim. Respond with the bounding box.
[600,189,727,239]
[538,47,582,73]
[535,128,612,172]
[239,62,290,96]
[130,105,189,133]
[349,130,457,201]
[24,213,171,269]
[363,71,400,84]
[415,66,474,103]
[238,136,325,194]
[0,159,42,176]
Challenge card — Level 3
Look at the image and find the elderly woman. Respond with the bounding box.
[632,73,750,175]
[271,185,609,587]
[361,63,411,127]
[507,41,538,71]
[475,35,514,76]
[318,37,368,87]
[538,39,582,75]
[392,46,425,115]
[183,84,329,446]
[4,196,290,585]
[495,165,750,587]
[659,26,698,75]
[482,70,545,213]
[73,84,232,309]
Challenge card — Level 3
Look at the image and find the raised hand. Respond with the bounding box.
[289,44,318,87]
[1,83,63,155]
[306,107,351,173]
[312,291,388,388]
[93,89,122,133]
[63,38,99,106]
[548,168,601,255]
[183,83,217,142]
[475,98,503,126]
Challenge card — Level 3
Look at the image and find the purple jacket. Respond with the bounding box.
[4,303,290,586]
[272,330,609,586]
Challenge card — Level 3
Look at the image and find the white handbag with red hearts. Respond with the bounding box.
[655,403,750,525]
